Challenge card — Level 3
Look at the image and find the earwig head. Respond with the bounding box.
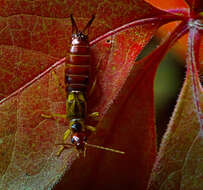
[57,118,125,154]
[70,14,95,44]
[69,119,87,150]
[71,132,87,150]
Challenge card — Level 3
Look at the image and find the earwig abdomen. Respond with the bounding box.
[65,42,90,93]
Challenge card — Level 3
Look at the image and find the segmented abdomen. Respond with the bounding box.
[65,42,90,94]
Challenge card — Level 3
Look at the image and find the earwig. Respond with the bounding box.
[42,15,124,156]
[64,14,96,152]
[62,15,125,155]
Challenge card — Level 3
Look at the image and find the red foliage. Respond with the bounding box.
[0,0,163,99]
[0,0,203,190]
[0,1,162,190]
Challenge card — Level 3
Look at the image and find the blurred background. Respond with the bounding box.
[154,41,185,146]
[137,31,186,147]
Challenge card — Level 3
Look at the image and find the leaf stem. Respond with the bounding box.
[187,27,203,131]
[90,14,185,46]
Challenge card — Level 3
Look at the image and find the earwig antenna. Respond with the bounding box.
[55,143,74,147]
[82,15,95,35]
[84,146,87,158]
[70,14,78,34]
[56,142,125,154]
[84,142,125,154]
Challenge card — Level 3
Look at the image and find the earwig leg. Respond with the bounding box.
[86,125,96,132]
[84,146,87,158]
[88,78,97,97]
[41,112,68,156]
[51,71,66,98]
[56,143,73,156]
[89,112,99,117]
[56,128,71,156]
[41,113,67,119]
[56,145,65,156]
[41,113,53,119]
[63,128,71,141]
[88,57,102,97]
[88,112,99,120]
[96,57,102,71]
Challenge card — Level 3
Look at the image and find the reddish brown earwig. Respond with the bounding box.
[43,15,124,156]
[61,15,124,155]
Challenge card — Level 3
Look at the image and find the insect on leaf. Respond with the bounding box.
[0,0,164,100]
[0,19,159,189]
[0,0,167,190]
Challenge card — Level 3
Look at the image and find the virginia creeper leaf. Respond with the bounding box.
[145,0,189,60]
[0,0,165,100]
[148,63,203,190]
[148,25,203,190]
[145,0,188,10]
[0,0,186,189]
[0,17,160,190]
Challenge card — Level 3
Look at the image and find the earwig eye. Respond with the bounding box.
[71,122,82,132]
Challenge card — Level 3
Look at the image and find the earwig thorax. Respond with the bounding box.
[66,91,87,119]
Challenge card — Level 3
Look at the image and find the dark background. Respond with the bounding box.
[140,36,186,146]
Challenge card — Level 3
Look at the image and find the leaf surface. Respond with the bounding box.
[0,7,161,190]
[54,26,160,190]
[148,27,203,190]
[146,0,189,61]
[148,66,203,190]
[0,0,164,100]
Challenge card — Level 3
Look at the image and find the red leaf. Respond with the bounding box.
[0,2,163,188]
[54,25,161,190]
[145,0,188,10]
[145,0,189,60]
[0,0,165,100]
[148,60,203,190]
[148,23,203,190]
